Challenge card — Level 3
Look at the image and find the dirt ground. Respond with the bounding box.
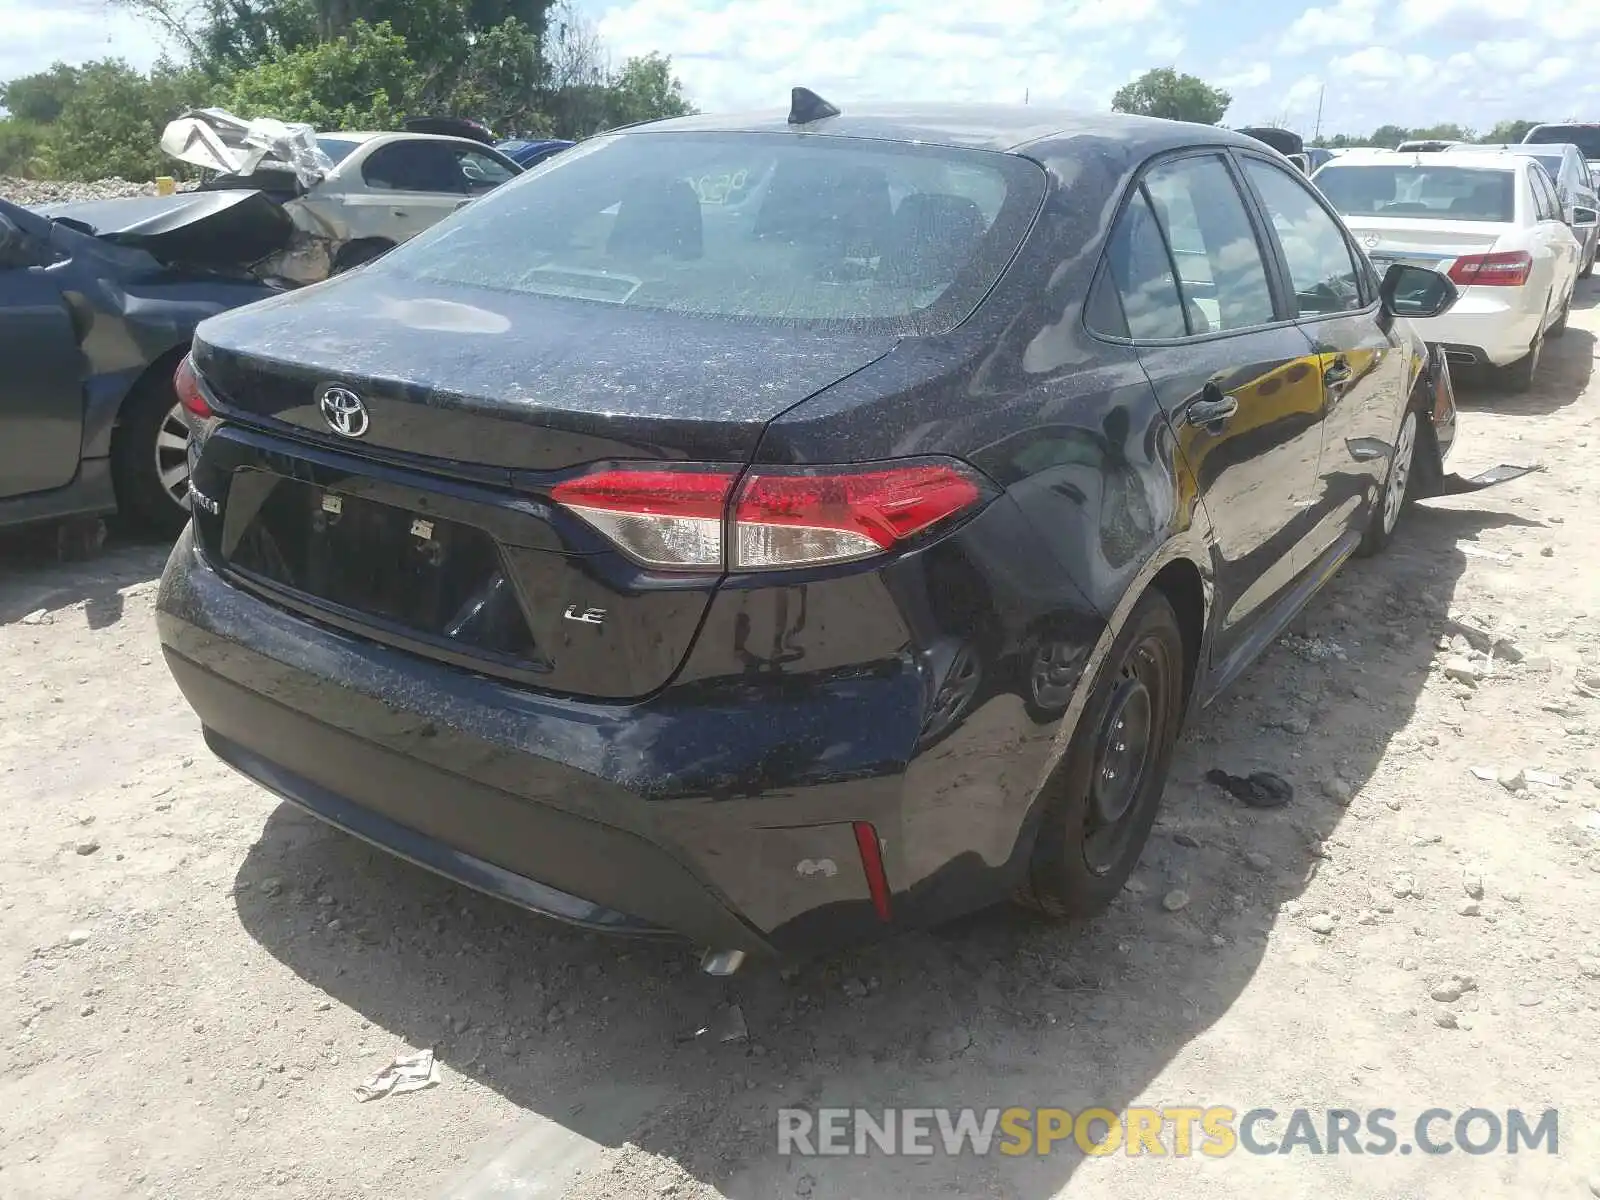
[4,284,1600,1200]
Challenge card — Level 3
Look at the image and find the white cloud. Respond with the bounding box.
[0,0,169,84]
[1328,47,1435,82]
[597,0,1173,113]
[1218,64,1271,91]
[1278,0,1378,50]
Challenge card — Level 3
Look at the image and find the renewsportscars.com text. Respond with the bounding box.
[777,1106,1559,1158]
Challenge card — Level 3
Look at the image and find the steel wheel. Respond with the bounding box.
[1018,589,1185,917]
[1081,633,1170,875]
[1029,640,1084,712]
[154,403,192,510]
[921,643,982,743]
[1380,409,1417,536]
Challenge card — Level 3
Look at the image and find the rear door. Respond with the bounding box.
[1108,151,1328,673]
[1537,167,1582,300]
[1236,152,1406,557]
[1527,167,1572,313]
[0,212,85,500]
[351,139,470,242]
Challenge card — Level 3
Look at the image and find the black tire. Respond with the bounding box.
[1550,290,1571,337]
[1582,245,1595,280]
[1497,325,1543,393]
[1358,407,1419,557]
[110,361,191,538]
[331,239,393,274]
[1017,589,1186,918]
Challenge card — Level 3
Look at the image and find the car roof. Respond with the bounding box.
[327,131,498,149]
[1457,142,1573,157]
[623,103,1274,157]
[1318,149,1528,171]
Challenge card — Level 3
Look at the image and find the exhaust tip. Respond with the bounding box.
[700,949,747,976]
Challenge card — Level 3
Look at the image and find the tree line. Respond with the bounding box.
[0,0,693,181]
[1,47,1552,185]
[1110,69,1542,150]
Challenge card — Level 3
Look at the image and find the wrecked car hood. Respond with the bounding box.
[37,190,295,273]
[160,108,333,187]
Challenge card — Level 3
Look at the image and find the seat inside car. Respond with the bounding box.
[754,163,893,259]
[1448,180,1511,221]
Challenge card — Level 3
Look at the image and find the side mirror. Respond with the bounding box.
[1380,263,1458,320]
[1286,152,1311,174]
[1573,206,1599,229]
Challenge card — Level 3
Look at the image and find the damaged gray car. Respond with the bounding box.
[0,193,282,536]
[143,108,522,282]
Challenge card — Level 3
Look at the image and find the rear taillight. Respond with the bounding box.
[174,355,213,419]
[1447,250,1531,287]
[549,468,735,570]
[551,459,989,572]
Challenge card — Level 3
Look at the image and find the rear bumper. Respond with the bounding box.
[1414,292,1545,367]
[156,518,1087,956]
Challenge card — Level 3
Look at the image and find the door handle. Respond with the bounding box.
[1186,394,1239,426]
[392,208,407,217]
[1323,357,1353,387]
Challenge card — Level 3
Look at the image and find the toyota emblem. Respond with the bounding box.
[318,386,369,438]
[1363,234,1380,248]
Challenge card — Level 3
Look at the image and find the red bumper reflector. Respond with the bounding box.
[852,821,892,923]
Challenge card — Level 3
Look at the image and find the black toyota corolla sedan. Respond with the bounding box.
[156,92,1466,968]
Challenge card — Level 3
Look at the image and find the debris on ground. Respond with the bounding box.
[691,1004,748,1045]
[354,1049,440,1102]
[1205,768,1293,808]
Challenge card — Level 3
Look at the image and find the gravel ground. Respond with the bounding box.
[2,284,1599,1199]
[0,177,182,206]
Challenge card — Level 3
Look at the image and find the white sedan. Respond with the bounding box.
[1312,150,1583,391]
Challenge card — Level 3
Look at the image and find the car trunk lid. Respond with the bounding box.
[193,270,899,471]
[1342,216,1508,274]
[188,271,899,700]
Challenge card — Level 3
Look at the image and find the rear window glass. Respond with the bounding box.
[316,137,363,165]
[1525,126,1600,160]
[373,132,1046,333]
[1527,153,1565,180]
[1313,165,1516,222]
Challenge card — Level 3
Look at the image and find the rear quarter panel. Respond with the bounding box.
[748,142,1215,910]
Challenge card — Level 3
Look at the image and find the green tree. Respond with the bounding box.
[1111,67,1230,125]
[606,52,693,126]
[196,0,320,73]
[43,59,212,180]
[1480,118,1539,144]
[0,63,84,124]
[1409,122,1470,143]
[0,118,48,177]
[444,16,547,134]
[221,21,417,130]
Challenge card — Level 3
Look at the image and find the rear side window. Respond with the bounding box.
[1314,165,1516,222]
[1241,158,1364,316]
[1142,154,1275,332]
[1529,168,1560,221]
[454,147,518,192]
[1101,188,1187,339]
[377,132,1047,334]
[363,141,468,193]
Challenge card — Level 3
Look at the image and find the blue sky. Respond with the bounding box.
[5,0,1599,137]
